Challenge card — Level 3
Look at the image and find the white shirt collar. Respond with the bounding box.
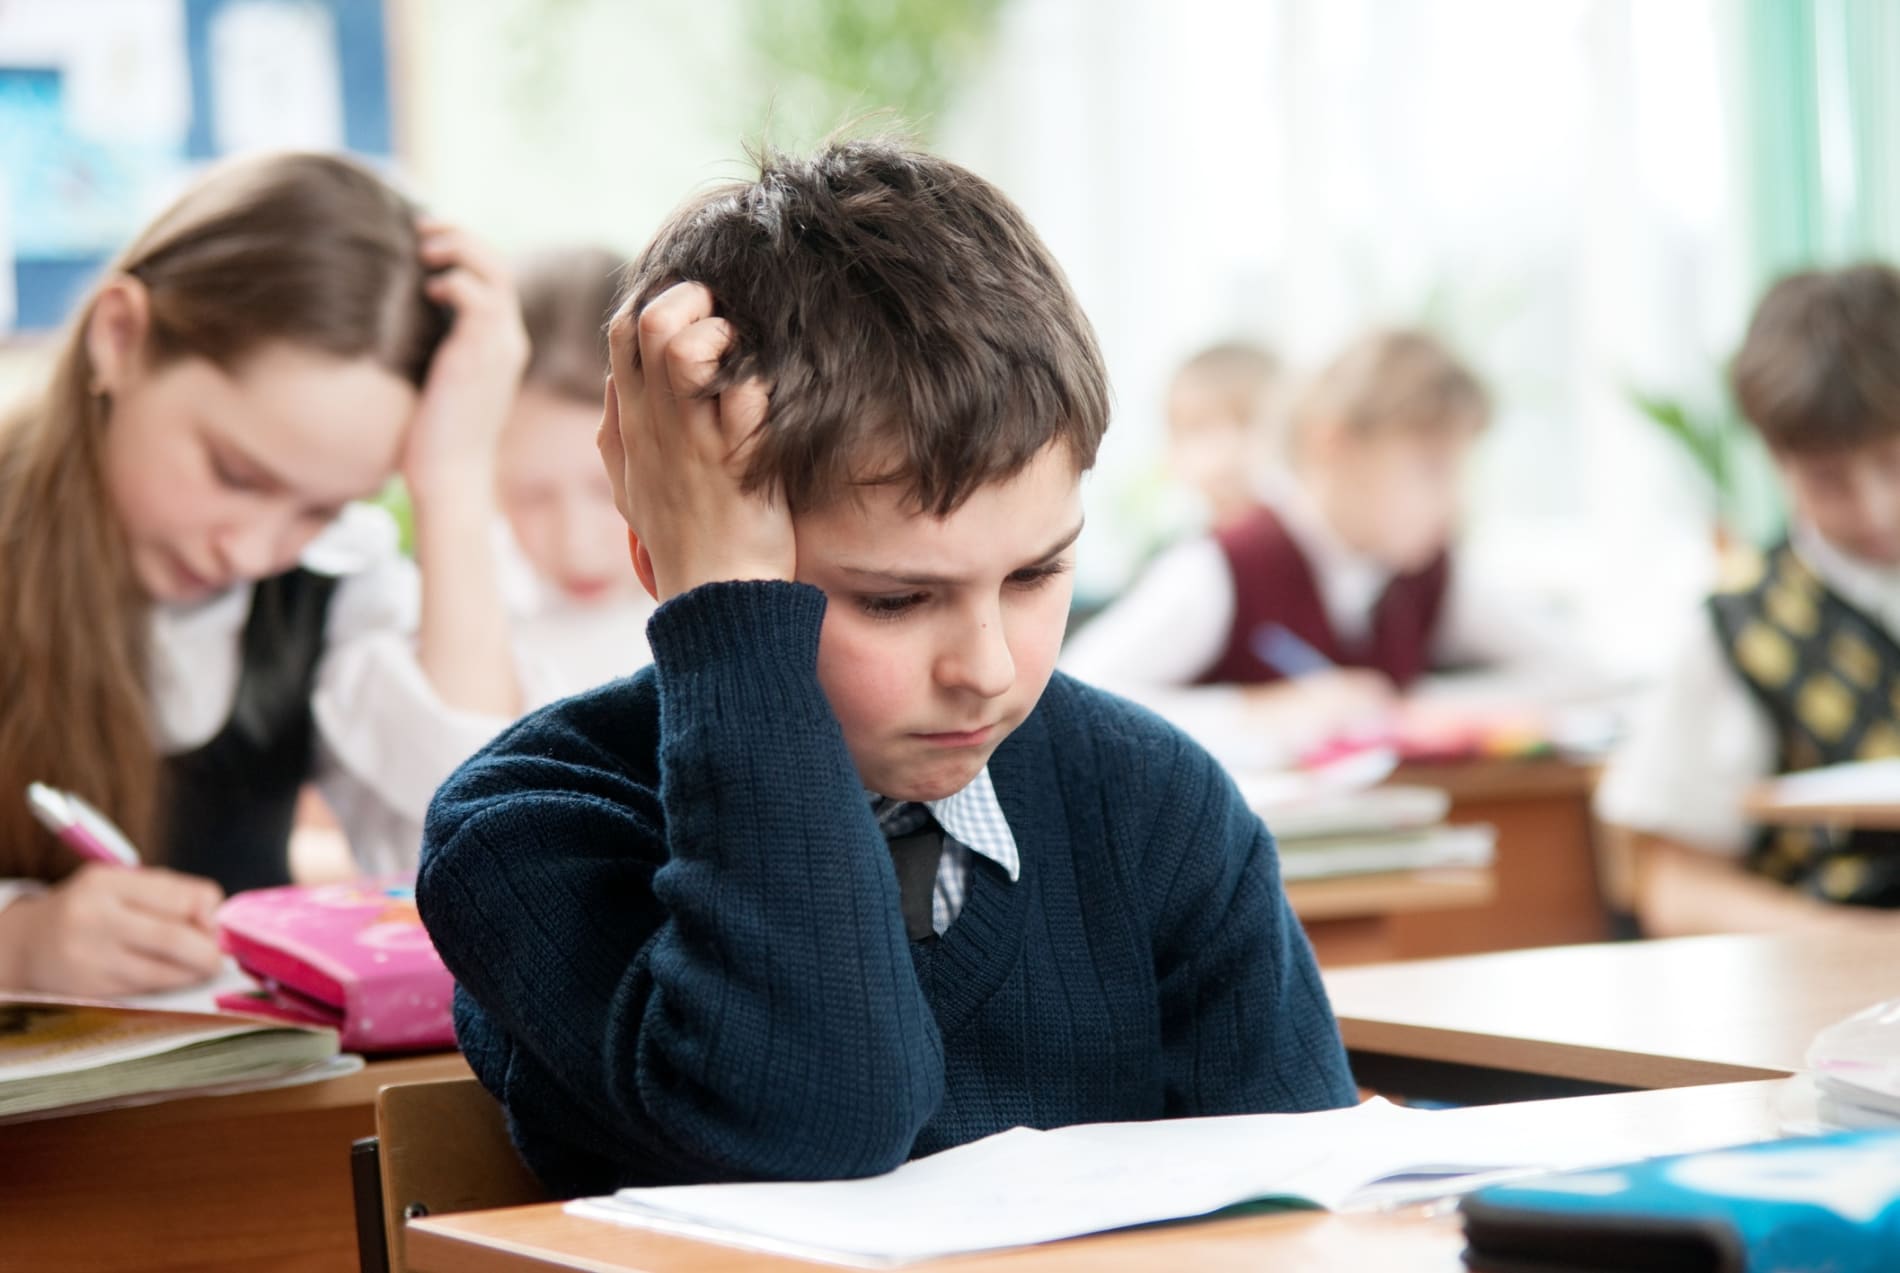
[1789,521,1900,634]
[298,501,401,577]
[875,766,1021,882]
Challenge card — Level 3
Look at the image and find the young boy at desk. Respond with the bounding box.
[1597,264,1900,933]
[1063,329,1574,769]
[418,138,1356,1194]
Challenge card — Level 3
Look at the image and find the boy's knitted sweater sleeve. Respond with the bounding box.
[1103,696,1357,1115]
[418,582,944,1187]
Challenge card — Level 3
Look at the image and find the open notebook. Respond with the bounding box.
[567,1097,1736,1267]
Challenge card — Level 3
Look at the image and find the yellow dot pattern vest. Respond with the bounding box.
[1709,542,1900,907]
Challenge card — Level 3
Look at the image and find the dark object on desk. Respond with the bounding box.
[1461,1129,1900,1273]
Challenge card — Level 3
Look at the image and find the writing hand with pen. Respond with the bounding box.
[1241,624,1398,752]
[1,784,224,997]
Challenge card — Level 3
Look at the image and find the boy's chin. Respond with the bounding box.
[859,752,991,804]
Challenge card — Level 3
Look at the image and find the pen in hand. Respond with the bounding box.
[1250,623,1336,679]
[26,782,144,868]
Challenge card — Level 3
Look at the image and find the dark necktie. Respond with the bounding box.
[873,800,943,941]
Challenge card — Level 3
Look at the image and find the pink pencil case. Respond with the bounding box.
[215,877,456,1053]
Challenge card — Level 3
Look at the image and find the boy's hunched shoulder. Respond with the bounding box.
[499,665,659,752]
[1038,670,1220,775]
[432,666,661,808]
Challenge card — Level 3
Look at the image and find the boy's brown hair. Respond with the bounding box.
[518,245,624,403]
[622,137,1110,515]
[1731,263,1900,454]
[1288,328,1489,458]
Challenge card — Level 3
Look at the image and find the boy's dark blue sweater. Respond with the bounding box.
[418,581,1355,1195]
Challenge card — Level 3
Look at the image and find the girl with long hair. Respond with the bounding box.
[0,151,526,996]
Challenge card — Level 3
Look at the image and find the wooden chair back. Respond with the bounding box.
[374,1076,546,1271]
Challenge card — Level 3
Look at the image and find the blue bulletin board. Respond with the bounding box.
[0,0,393,333]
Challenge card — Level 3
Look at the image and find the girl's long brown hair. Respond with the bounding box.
[0,153,447,879]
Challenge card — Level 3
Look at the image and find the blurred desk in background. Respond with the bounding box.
[1290,867,1497,966]
[1319,758,1608,964]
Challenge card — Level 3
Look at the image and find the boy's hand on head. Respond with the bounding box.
[403,220,530,500]
[600,281,792,601]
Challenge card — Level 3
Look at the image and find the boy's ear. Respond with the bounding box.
[628,530,659,601]
[84,276,153,396]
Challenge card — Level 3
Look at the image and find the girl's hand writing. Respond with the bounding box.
[0,865,224,997]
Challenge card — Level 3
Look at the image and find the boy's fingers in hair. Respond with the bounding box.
[606,302,645,389]
[660,315,736,404]
[602,326,653,457]
[719,378,774,457]
[598,377,634,520]
[634,282,716,384]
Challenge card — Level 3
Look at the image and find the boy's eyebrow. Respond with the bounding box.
[839,519,1085,587]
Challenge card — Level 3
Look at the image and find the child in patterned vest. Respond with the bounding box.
[1598,263,1900,933]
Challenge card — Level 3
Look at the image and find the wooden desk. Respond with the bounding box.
[1341,758,1608,962]
[1290,868,1497,966]
[404,1080,1788,1273]
[1326,930,1897,1102]
[0,1050,471,1273]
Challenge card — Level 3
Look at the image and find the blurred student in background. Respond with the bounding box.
[293,246,651,885]
[1598,263,1900,935]
[1164,341,1282,532]
[498,246,656,696]
[1065,328,1576,768]
[0,152,526,995]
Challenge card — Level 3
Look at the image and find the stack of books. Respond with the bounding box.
[0,995,352,1123]
[1235,776,1495,883]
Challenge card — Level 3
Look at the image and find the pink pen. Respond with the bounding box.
[25,782,143,868]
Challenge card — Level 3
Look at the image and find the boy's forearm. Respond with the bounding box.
[641,583,945,1169]
[424,583,945,1182]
